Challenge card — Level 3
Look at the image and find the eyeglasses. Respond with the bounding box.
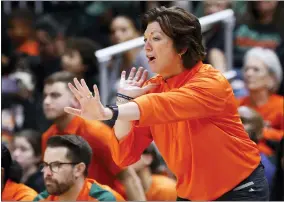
[40,161,79,173]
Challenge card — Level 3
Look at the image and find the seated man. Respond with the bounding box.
[34,135,124,201]
[42,71,145,200]
[2,144,38,201]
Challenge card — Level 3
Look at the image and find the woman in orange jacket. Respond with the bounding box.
[2,144,38,201]
[65,6,269,201]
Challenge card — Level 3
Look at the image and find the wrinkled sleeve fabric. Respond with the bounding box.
[109,124,153,167]
[134,75,233,127]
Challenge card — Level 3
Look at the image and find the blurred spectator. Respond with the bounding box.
[201,0,232,72]
[2,12,12,56]
[109,15,141,71]
[131,143,177,201]
[2,143,38,201]
[238,106,276,188]
[108,15,152,104]
[270,138,284,200]
[31,17,64,94]
[35,135,124,201]
[239,47,283,130]
[7,8,39,56]
[65,2,142,48]
[1,52,32,76]
[194,1,247,18]
[61,37,100,89]
[11,129,45,193]
[203,0,231,16]
[41,71,146,200]
[1,69,47,135]
[233,1,284,68]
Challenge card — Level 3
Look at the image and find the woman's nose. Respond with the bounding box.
[144,40,152,51]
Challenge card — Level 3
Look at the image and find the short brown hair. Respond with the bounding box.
[44,71,76,86]
[15,129,42,158]
[142,6,206,69]
[47,135,92,177]
[65,37,99,72]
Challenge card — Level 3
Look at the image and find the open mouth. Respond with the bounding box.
[148,56,156,63]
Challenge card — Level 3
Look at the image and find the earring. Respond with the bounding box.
[178,53,182,58]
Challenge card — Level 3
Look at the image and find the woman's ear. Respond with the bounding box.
[179,48,188,57]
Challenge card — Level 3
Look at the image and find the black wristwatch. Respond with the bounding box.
[106,105,119,121]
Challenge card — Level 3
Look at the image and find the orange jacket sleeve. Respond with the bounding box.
[2,180,38,201]
[133,77,233,126]
[15,187,38,201]
[109,124,153,167]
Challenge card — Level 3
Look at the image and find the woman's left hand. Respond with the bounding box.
[64,78,111,120]
[118,67,158,98]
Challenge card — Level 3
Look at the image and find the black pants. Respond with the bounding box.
[177,163,269,201]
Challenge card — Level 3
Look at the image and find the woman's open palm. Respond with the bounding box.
[64,78,108,120]
[118,67,158,98]
[64,67,158,120]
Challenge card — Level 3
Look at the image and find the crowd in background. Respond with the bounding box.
[1,1,284,201]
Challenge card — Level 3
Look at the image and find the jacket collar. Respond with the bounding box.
[155,61,203,88]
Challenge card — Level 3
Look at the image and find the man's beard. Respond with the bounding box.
[45,176,75,196]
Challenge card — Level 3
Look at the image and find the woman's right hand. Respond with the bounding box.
[118,67,158,98]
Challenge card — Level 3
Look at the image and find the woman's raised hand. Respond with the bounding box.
[64,78,109,120]
[118,67,158,98]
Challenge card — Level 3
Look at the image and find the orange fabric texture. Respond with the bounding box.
[145,174,177,201]
[109,61,261,200]
[17,40,39,56]
[258,128,284,156]
[35,178,124,201]
[42,116,125,198]
[263,128,284,141]
[239,94,284,130]
[2,179,38,201]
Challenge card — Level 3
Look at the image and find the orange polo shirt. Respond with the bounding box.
[239,94,284,130]
[42,116,125,198]
[146,174,177,201]
[2,179,38,201]
[109,61,260,200]
[34,178,124,201]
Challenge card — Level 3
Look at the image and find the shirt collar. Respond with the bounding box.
[156,61,203,88]
[53,116,84,135]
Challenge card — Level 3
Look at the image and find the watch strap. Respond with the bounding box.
[106,105,119,121]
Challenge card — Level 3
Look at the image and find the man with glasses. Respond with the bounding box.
[34,135,124,201]
[42,71,146,200]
